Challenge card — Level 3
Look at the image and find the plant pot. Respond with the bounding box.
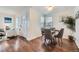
[68,35,74,42]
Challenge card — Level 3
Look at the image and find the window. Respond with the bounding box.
[40,16,44,28]
[46,17,53,28]
[4,17,12,23]
[40,16,53,29]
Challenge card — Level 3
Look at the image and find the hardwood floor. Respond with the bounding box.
[30,37,79,52]
[0,36,78,52]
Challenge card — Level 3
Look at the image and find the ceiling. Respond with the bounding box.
[32,6,54,15]
[0,6,76,16]
[31,6,76,16]
[0,6,30,15]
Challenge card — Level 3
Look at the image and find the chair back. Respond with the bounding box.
[41,28,45,36]
[57,28,64,38]
[44,29,53,40]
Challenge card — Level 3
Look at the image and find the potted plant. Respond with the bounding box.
[61,16,75,42]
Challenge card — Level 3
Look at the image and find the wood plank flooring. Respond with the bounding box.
[29,37,79,52]
[0,36,78,52]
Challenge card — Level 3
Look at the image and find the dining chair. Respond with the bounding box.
[44,29,56,47]
[54,28,64,47]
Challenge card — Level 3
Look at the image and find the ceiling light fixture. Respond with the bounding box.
[45,6,54,11]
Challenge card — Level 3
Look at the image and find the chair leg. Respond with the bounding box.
[58,38,62,47]
[54,37,56,42]
[57,38,59,45]
[60,38,63,47]
[45,38,46,44]
[58,38,60,46]
[58,38,63,47]
[55,37,63,47]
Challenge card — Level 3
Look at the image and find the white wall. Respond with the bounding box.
[0,7,20,37]
[52,7,75,39]
[0,6,76,41]
[75,7,79,48]
[14,7,41,41]
[27,7,41,40]
[75,18,79,48]
[15,8,30,39]
[0,14,15,29]
[0,7,19,30]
